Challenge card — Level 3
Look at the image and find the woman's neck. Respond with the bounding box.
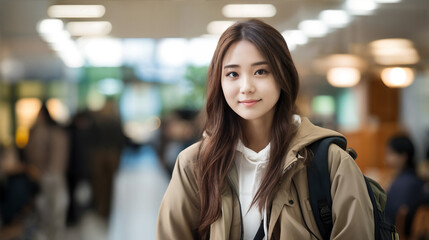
[241,119,272,153]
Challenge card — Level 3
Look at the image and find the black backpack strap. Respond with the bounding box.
[307,136,347,240]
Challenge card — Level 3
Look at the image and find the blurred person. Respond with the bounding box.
[0,145,39,239]
[65,109,97,226]
[157,19,374,239]
[24,102,69,240]
[158,109,201,175]
[90,98,126,220]
[384,135,428,237]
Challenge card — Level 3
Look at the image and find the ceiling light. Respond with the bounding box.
[325,54,366,69]
[280,35,297,51]
[370,38,419,65]
[48,5,105,18]
[327,67,361,87]
[381,67,414,88]
[77,37,122,67]
[375,0,401,3]
[370,38,413,49]
[373,48,419,65]
[41,30,70,44]
[345,0,378,15]
[287,43,297,51]
[298,20,329,38]
[66,21,112,36]
[49,38,75,51]
[282,30,308,45]
[37,19,84,68]
[319,10,351,28]
[313,54,366,75]
[207,21,235,35]
[37,19,64,35]
[50,39,85,68]
[222,4,276,18]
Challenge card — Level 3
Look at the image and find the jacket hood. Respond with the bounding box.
[282,117,343,171]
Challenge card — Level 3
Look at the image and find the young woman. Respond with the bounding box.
[157,19,374,239]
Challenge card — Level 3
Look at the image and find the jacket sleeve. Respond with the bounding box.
[156,151,200,240]
[328,144,374,240]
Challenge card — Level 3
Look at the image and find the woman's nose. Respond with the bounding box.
[240,76,255,94]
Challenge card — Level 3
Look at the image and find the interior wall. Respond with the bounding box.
[401,72,429,161]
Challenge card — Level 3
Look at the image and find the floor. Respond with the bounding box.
[64,144,170,240]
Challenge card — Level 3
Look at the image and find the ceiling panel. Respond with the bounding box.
[0,0,428,83]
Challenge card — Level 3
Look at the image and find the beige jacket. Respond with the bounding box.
[157,117,374,239]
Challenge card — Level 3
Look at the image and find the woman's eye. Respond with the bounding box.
[255,69,267,75]
[226,72,238,78]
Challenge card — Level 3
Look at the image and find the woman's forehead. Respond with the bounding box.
[222,40,267,67]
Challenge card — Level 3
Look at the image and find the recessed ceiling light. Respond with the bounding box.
[77,37,122,67]
[345,0,378,15]
[319,10,351,28]
[282,30,308,45]
[375,0,401,3]
[37,19,64,35]
[298,20,328,38]
[41,30,70,44]
[222,4,276,18]
[48,5,105,18]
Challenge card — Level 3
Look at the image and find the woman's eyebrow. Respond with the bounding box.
[251,61,268,66]
[223,61,268,69]
[223,64,239,69]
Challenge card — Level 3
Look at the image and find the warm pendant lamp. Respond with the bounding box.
[327,67,361,87]
[380,67,414,88]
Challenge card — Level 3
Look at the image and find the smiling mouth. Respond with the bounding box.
[239,99,261,106]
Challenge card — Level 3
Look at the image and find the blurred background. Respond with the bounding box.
[0,0,428,239]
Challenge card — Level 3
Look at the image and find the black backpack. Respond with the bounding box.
[307,136,398,240]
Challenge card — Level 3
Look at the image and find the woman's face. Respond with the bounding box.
[221,40,280,124]
[385,146,406,169]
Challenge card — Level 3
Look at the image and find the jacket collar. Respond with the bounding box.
[282,117,343,172]
[224,117,343,190]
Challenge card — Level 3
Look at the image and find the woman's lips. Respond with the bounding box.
[239,99,261,107]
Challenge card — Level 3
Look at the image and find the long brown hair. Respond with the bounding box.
[197,19,300,237]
